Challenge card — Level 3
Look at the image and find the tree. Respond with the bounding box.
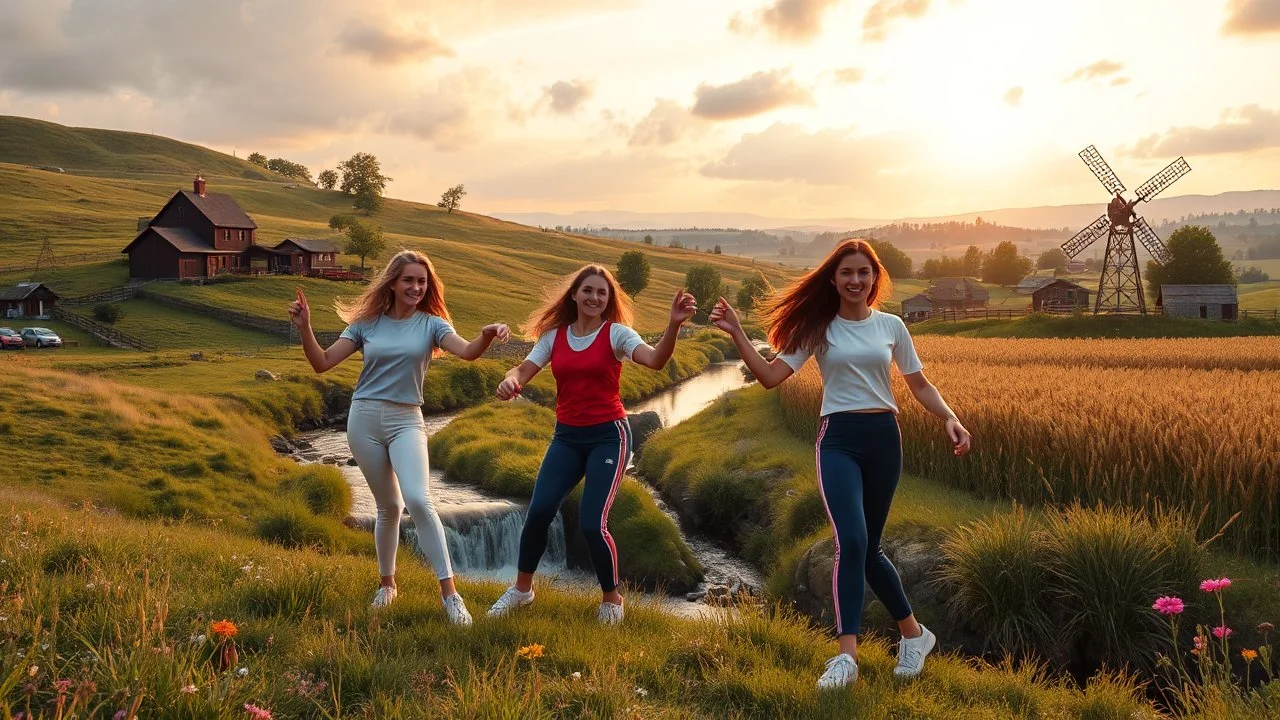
[684,264,722,323]
[266,157,312,183]
[1037,248,1069,272]
[869,240,912,278]
[980,241,1032,285]
[713,245,722,255]
[342,220,386,269]
[437,184,466,213]
[329,214,356,231]
[1145,226,1236,296]
[615,250,651,298]
[247,152,267,167]
[961,245,983,277]
[736,270,772,317]
[1238,266,1270,284]
[642,234,654,245]
[318,169,338,190]
[668,239,684,249]
[338,152,392,215]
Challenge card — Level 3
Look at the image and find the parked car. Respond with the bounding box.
[20,327,62,348]
[0,327,24,350]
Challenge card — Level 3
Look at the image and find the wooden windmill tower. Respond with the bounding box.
[1061,146,1190,314]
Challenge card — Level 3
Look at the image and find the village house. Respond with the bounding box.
[123,176,342,280]
[0,282,59,319]
[899,277,991,322]
[1156,285,1239,320]
[1015,276,1092,312]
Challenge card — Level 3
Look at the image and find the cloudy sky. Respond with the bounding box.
[3,0,1280,220]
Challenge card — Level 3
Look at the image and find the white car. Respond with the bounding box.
[20,327,62,348]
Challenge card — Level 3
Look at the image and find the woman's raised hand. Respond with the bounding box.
[669,288,697,326]
[709,297,741,335]
[482,323,511,344]
[288,287,311,329]
[496,377,522,401]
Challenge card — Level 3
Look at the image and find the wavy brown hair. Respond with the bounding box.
[336,250,452,355]
[762,239,894,355]
[524,264,634,339]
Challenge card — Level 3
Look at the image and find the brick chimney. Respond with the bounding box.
[193,174,206,197]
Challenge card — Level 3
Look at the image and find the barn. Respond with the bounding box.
[1157,285,1239,320]
[901,293,934,322]
[1017,277,1092,311]
[1,283,59,320]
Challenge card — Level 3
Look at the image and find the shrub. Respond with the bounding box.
[290,465,352,518]
[256,503,343,551]
[92,302,121,323]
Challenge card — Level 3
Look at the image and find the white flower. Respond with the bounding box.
[190,634,207,646]
[634,687,648,697]
[237,667,249,677]
[0,616,7,622]
[40,643,49,650]
[16,650,24,658]
[28,665,38,677]
[571,671,581,680]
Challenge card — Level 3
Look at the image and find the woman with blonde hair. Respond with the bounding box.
[485,264,696,625]
[289,249,511,624]
[709,239,971,689]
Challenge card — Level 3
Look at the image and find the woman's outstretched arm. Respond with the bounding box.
[709,297,794,389]
[290,287,358,373]
[439,323,511,361]
[632,288,696,370]
[901,371,971,456]
[497,360,542,400]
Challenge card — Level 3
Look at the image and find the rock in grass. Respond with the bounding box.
[255,369,279,381]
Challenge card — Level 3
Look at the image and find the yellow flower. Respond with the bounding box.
[517,643,544,660]
[1242,649,1259,661]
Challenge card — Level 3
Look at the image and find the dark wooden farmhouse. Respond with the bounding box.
[123,176,258,280]
[1,282,59,320]
[1016,277,1091,311]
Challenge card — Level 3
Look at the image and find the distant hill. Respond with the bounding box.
[0,115,284,180]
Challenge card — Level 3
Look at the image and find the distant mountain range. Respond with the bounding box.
[495,190,1280,234]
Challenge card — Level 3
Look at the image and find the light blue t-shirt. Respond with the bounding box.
[340,312,456,405]
[777,310,923,416]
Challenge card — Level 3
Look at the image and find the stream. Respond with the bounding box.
[289,361,762,618]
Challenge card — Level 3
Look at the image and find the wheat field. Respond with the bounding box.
[777,336,1280,559]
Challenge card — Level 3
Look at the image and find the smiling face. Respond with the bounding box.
[393,262,430,310]
[573,273,611,321]
[831,251,877,307]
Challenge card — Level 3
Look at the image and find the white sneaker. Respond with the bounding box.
[816,653,858,689]
[443,593,473,627]
[486,586,535,617]
[893,625,937,678]
[597,601,624,626]
[371,586,398,608]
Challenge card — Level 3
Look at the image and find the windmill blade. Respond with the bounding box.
[1079,145,1126,195]
[1133,217,1172,265]
[1062,214,1111,258]
[1134,157,1190,202]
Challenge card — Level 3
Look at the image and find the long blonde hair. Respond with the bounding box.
[336,250,452,354]
[524,264,634,339]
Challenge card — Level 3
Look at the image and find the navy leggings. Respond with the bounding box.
[816,412,913,636]
[518,419,632,592]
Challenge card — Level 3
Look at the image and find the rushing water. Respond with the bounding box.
[291,361,762,617]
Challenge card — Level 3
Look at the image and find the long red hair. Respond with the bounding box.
[763,239,894,355]
[524,264,634,339]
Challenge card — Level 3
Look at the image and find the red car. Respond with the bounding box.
[0,327,24,350]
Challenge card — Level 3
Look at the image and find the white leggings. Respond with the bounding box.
[346,399,453,580]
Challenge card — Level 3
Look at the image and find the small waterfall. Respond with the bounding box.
[400,501,568,576]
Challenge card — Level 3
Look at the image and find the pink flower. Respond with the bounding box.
[244,704,273,720]
[181,684,198,695]
[1193,635,1206,650]
[1152,596,1185,615]
[1213,626,1232,639]
[1200,577,1232,593]
[113,712,128,720]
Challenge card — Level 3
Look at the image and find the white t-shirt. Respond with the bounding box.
[776,310,923,416]
[525,323,647,367]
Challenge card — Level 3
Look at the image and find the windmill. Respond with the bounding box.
[1061,146,1190,314]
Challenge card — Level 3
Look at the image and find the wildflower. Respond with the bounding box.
[1213,626,1233,639]
[1152,596,1185,615]
[1199,577,1232,593]
[571,671,582,680]
[211,620,239,640]
[635,687,649,698]
[1193,635,1206,651]
[517,643,544,660]
[54,679,72,694]
[113,712,128,720]
[243,704,273,719]
[1260,622,1275,635]
[181,684,198,694]
[27,665,38,677]
[237,667,249,677]
[1242,649,1259,661]
[190,634,207,646]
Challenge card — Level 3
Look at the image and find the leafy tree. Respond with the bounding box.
[1037,248,1069,272]
[684,264,722,323]
[318,169,338,190]
[329,214,356,231]
[615,250,651,298]
[870,240,912,278]
[642,234,654,245]
[1145,226,1236,296]
[736,270,772,317]
[437,184,466,213]
[668,239,684,249]
[338,152,392,215]
[92,302,122,324]
[961,245,983,277]
[980,241,1033,285]
[247,152,267,167]
[266,157,312,183]
[342,220,386,269]
[1238,266,1271,284]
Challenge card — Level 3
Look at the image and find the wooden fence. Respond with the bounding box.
[909,308,1029,324]
[0,252,121,275]
[52,306,156,352]
[62,283,147,306]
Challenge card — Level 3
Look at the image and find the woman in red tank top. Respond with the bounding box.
[485,264,696,625]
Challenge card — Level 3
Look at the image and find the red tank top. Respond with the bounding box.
[550,322,626,426]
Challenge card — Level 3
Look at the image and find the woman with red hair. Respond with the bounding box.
[710,239,971,690]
